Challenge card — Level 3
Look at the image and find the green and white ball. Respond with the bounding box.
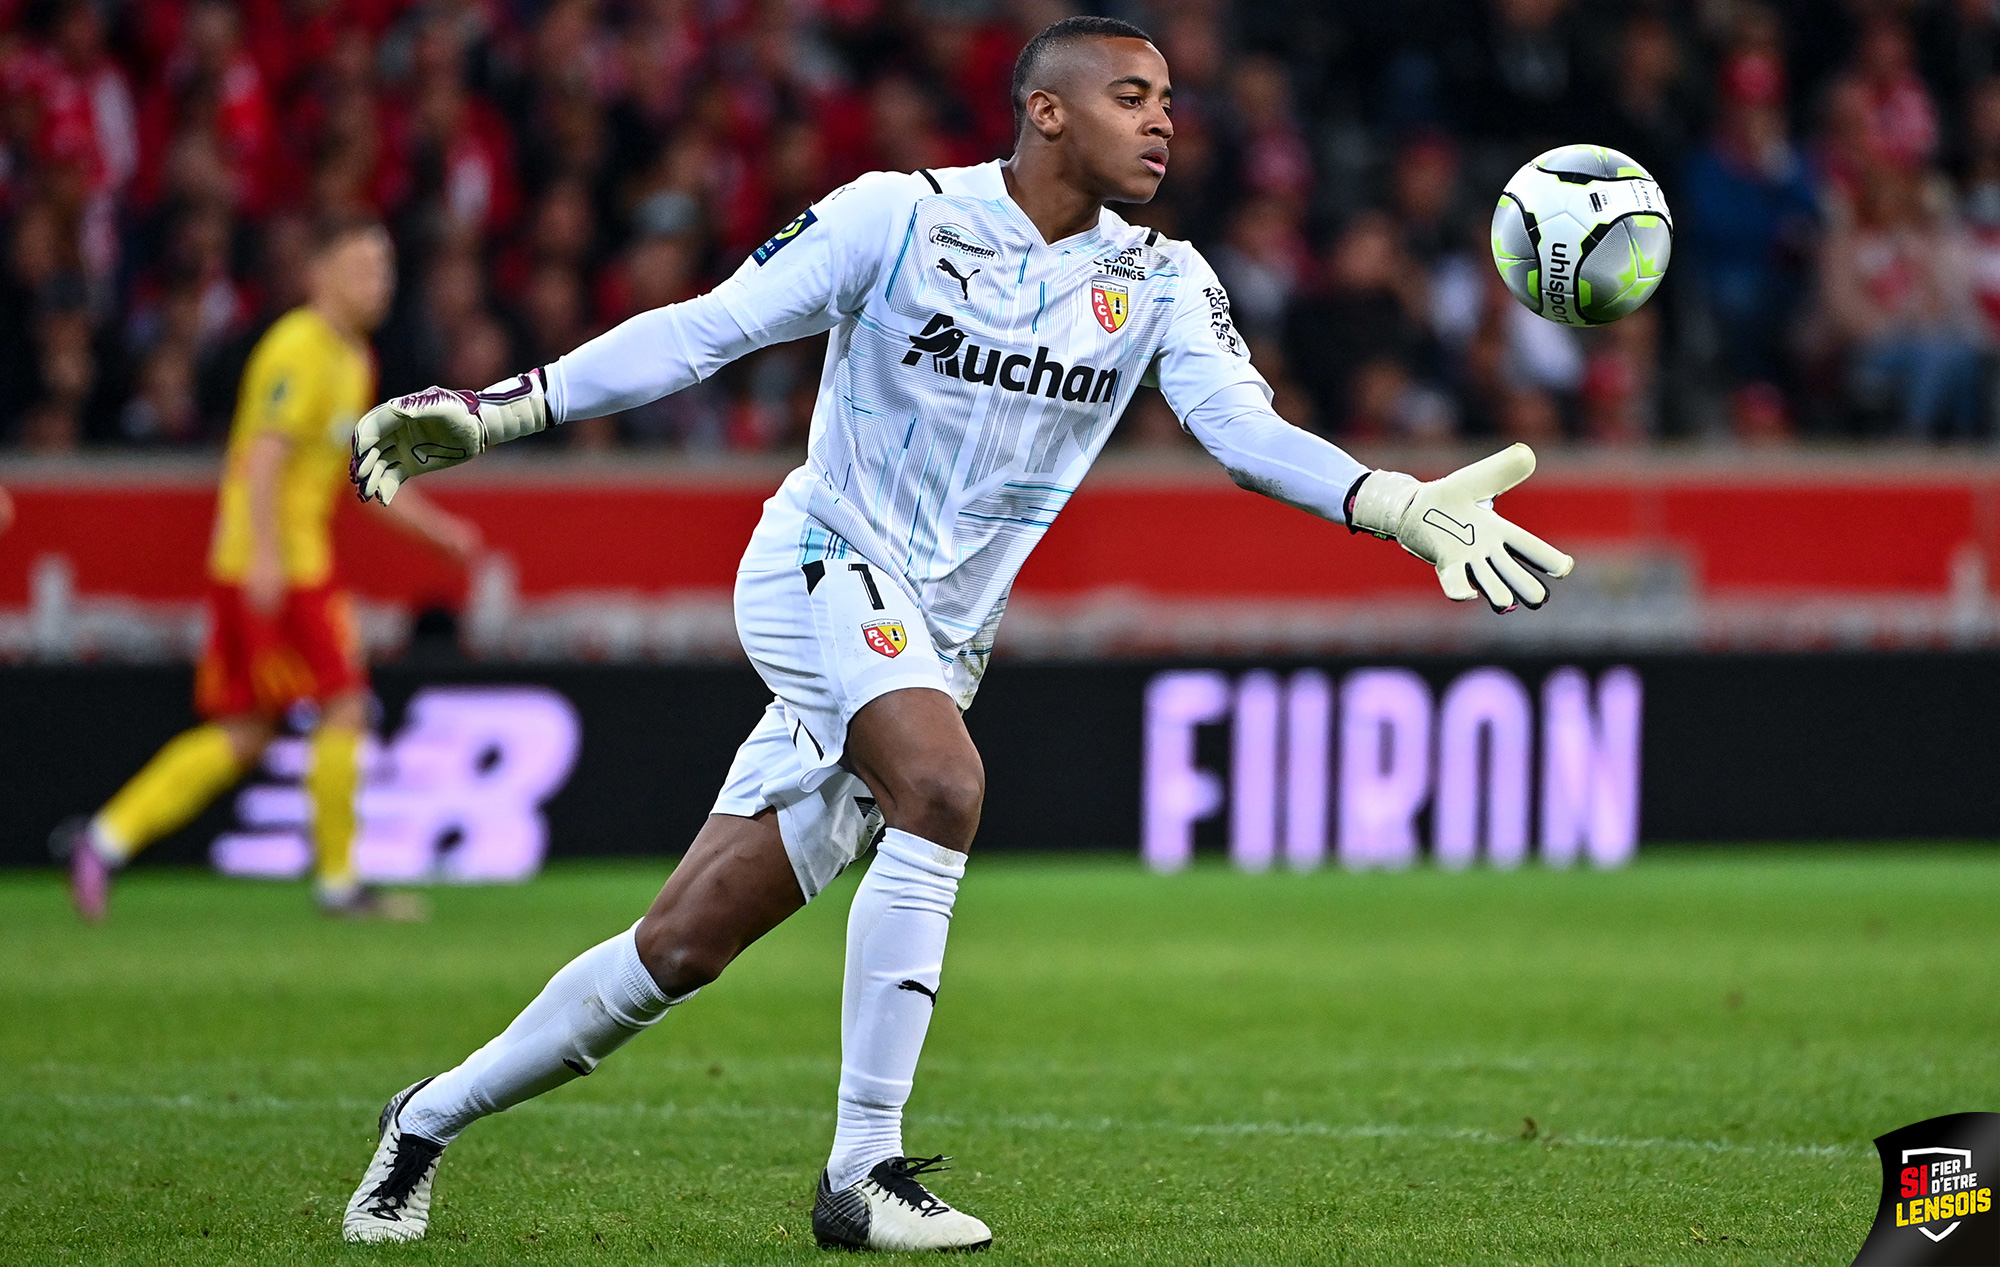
[1491,144,1673,326]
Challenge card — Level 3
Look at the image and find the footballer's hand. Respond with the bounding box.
[1347,443,1575,612]
[351,369,550,505]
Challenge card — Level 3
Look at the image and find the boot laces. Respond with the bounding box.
[873,1155,952,1217]
[365,1132,443,1219]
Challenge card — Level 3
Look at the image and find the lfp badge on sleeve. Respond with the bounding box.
[1852,1112,1999,1266]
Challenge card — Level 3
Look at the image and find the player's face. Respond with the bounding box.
[314,230,396,333]
[1067,38,1174,204]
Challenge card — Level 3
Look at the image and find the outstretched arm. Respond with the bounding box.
[1156,243,1573,612]
[353,172,921,503]
[541,279,823,423]
[1181,381,1365,521]
[1180,384,1573,611]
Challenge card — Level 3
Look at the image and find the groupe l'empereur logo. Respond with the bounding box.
[928,223,997,260]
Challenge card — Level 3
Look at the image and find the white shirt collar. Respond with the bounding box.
[959,159,1109,250]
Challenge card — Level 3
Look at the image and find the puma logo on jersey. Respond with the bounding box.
[935,257,979,301]
[899,314,1121,403]
[897,979,938,1005]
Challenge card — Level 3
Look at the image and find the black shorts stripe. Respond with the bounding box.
[794,719,824,760]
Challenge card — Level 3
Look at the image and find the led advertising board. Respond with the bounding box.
[3,654,1995,870]
[1139,665,1642,872]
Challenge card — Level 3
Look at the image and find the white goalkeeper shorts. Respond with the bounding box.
[712,558,950,900]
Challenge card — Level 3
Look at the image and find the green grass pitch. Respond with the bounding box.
[3,848,1997,1265]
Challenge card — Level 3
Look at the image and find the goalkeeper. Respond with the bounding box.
[58,216,481,922]
[338,15,1574,1253]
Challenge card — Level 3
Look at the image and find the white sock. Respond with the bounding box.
[826,828,964,1190]
[401,922,690,1144]
[85,816,128,865]
[315,876,361,903]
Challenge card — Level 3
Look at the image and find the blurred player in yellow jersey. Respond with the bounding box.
[59,216,481,921]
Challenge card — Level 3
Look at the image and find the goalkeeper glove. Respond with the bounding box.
[1345,442,1575,612]
[350,368,551,505]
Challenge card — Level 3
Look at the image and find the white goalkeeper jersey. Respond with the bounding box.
[741,160,1273,699]
[546,159,1363,704]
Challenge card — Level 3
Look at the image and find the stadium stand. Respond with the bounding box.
[6,0,2000,448]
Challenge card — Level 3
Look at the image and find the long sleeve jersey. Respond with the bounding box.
[545,160,1369,704]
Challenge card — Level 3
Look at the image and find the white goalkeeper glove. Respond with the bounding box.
[1345,442,1575,612]
[350,368,552,505]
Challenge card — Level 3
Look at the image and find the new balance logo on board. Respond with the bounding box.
[899,314,1120,404]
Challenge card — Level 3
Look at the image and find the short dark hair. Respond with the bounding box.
[307,211,388,258]
[1011,15,1155,139]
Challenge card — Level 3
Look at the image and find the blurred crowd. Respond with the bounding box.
[6,0,2000,453]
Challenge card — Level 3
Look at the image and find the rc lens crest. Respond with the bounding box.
[1091,277,1130,334]
[862,620,908,658]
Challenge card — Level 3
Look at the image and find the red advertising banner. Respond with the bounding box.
[4,453,1994,609]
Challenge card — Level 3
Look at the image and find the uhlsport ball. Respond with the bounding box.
[1491,144,1673,326]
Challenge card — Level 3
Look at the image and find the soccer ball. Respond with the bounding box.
[1491,144,1673,327]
